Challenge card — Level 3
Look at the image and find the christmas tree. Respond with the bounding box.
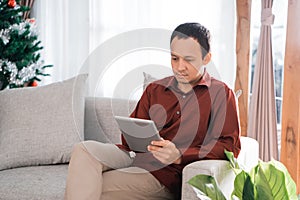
[0,0,52,90]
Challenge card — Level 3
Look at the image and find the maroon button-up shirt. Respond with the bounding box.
[117,70,241,199]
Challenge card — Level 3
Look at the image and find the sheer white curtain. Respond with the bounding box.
[32,0,236,99]
[31,0,90,84]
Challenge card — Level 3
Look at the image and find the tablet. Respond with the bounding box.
[114,116,161,152]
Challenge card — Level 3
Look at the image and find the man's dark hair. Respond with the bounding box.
[170,23,211,58]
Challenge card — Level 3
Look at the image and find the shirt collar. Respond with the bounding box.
[165,68,212,90]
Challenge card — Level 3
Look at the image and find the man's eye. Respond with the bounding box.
[172,57,178,61]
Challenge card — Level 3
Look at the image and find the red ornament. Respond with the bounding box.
[28,18,36,24]
[8,0,16,8]
[30,80,38,87]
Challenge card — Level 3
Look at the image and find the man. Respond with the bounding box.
[64,22,241,200]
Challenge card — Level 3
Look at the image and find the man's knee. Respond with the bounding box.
[70,141,95,159]
[72,140,96,152]
[71,142,84,154]
[70,141,114,168]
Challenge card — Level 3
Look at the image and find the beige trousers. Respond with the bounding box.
[64,141,174,200]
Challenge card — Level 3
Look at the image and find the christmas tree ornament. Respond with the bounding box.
[7,0,16,8]
[27,18,35,24]
[11,22,27,35]
[0,29,10,44]
[29,80,38,87]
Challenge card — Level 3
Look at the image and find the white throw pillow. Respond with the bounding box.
[0,74,88,170]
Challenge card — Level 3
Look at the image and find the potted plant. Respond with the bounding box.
[188,150,298,200]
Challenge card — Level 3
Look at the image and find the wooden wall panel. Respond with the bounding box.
[235,0,252,136]
[280,0,300,193]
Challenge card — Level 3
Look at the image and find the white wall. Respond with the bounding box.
[32,0,237,99]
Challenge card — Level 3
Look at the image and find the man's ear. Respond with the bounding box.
[203,53,211,65]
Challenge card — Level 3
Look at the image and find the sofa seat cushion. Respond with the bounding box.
[0,164,68,200]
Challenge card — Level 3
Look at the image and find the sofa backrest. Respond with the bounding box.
[84,97,137,144]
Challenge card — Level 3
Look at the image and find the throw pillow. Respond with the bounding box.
[143,72,157,90]
[0,74,88,170]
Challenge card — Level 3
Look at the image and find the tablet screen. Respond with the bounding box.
[114,116,161,152]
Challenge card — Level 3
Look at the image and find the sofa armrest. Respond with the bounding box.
[181,137,259,200]
[181,160,235,200]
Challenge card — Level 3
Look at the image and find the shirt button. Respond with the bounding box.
[176,111,180,115]
[182,95,186,99]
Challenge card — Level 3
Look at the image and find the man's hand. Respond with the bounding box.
[147,138,182,165]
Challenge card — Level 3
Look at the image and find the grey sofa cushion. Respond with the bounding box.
[84,97,137,144]
[0,74,88,170]
[0,164,68,200]
[143,72,157,90]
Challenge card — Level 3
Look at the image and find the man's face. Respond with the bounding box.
[170,36,210,85]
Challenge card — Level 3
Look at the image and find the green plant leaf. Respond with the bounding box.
[270,159,297,199]
[232,170,255,200]
[224,150,241,175]
[188,174,226,200]
[254,161,297,200]
[243,175,255,200]
[225,150,236,168]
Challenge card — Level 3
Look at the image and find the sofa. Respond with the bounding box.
[0,74,259,200]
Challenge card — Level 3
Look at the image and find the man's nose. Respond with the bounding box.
[177,59,186,71]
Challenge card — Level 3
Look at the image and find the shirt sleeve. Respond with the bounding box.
[179,86,241,165]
